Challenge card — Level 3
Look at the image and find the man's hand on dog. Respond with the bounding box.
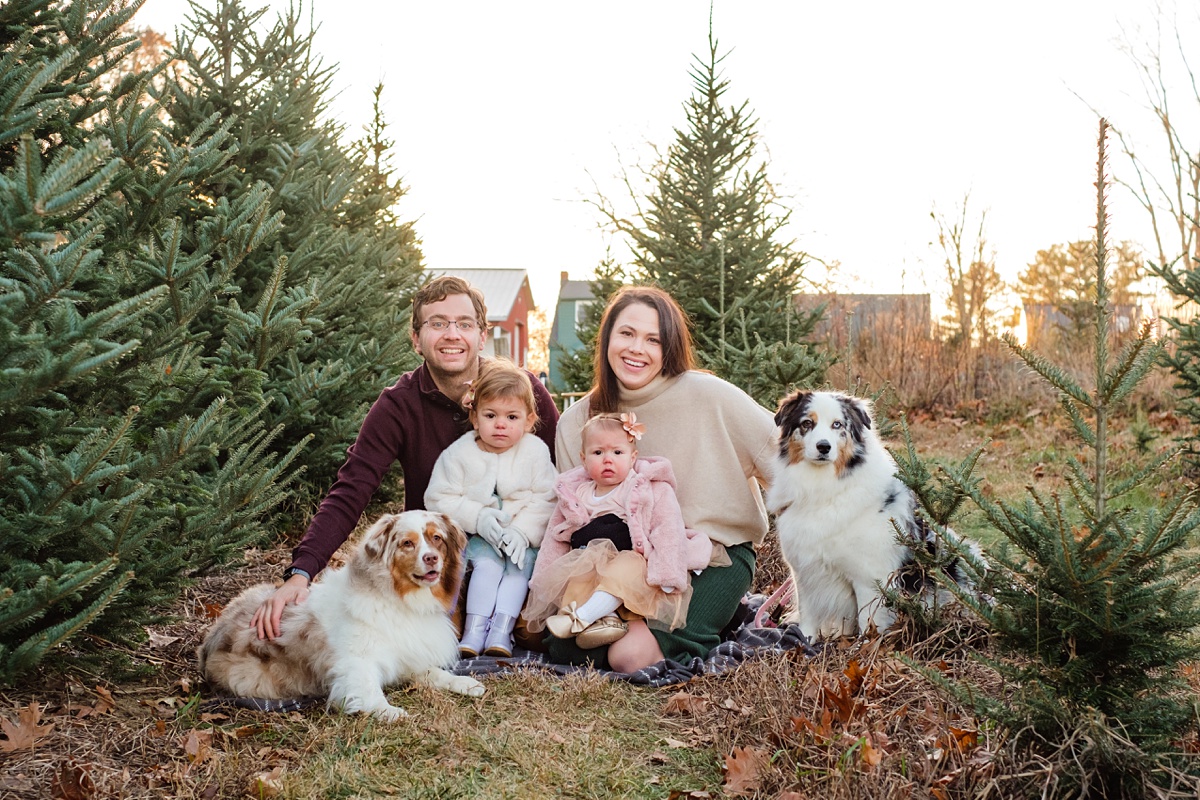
[252,574,310,640]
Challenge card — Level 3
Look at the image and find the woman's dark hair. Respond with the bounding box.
[590,286,695,414]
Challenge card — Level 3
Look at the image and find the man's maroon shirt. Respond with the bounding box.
[290,362,559,577]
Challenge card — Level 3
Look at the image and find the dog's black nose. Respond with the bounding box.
[816,440,831,455]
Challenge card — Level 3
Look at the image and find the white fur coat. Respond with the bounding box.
[424,431,557,547]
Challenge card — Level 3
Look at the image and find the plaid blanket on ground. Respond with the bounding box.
[452,620,816,688]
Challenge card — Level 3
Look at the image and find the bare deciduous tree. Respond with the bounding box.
[931,193,1005,346]
[1109,8,1200,270]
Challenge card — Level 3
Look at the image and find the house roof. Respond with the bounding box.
[425,268,531,321]
[558,279,594,302]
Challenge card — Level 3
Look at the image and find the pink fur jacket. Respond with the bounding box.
[535,457,713,593]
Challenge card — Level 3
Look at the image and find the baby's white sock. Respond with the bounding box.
[575,590,621,625]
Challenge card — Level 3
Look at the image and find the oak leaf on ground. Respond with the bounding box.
[183,728,214,765]
[50,758,95,800]
[722,746,769,797]
[0,703,54,751]
[250,766,284,797]
[663,691,709,715]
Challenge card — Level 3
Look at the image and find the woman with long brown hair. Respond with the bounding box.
[549,286,777,672]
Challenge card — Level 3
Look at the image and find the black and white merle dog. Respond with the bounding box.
[765,390,978,639]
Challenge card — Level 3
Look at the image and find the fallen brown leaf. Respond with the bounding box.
[861,736,882,770]
[843,659,867,693]
[0,703,55,751]
[49,758,95,800]
[92,686,116,715]
[145,629,180,649]
[663,691,709,715]
[943,726,978,753]
[723,746,768,797]
[822,679,859,726]
[183,729,213,765]
[250,766,284,797]
[228,723,270,739]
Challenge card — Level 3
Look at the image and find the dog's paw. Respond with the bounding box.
[448,675,485,698]
[371,703,410,722]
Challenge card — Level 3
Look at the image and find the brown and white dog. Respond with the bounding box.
[766,390,979,639]
[198,511,483,721]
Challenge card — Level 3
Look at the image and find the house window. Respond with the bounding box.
[574,300,592,331]
[493,327,511,360]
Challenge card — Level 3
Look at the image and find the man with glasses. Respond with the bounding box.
[253,275,560,640]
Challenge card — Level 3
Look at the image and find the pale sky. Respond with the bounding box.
[134,0,1190,312]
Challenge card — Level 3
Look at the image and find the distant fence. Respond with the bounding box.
[1146,296,1200,337]
[794,293,932,349]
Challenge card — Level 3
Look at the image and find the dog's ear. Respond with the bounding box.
[433,513,466,611]
[362,514,399,561]
[774,390,811,428]
[437,513,467,553]
[839,395,874,432]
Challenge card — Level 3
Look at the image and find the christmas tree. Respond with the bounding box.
[160,1,424,503]
[928,121,1200,795]
[0,0,423,680]
[593,19,828,406]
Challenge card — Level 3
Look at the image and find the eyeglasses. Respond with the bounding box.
[420,317,479,333]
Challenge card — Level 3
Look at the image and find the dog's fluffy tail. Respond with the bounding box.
[891,514,984,598]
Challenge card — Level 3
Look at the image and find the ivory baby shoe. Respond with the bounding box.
[545,602,587,639]
[576,615,628,649]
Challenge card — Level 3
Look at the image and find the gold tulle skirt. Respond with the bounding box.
[524,539,692,632]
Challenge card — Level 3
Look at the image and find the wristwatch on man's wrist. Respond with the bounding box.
[281,566,311,585]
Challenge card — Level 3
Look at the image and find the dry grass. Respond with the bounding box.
[824,320,1184,422]
[3,407,1199,799]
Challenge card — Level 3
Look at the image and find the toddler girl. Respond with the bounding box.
[523,413,713,649]
[425,359,557,657]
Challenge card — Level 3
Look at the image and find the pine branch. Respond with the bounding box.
[0,557,119,633]
[2,568,133,680]
[1060,395,1097,448]
[1102,320,1166,407]
[1002,333,1094,408]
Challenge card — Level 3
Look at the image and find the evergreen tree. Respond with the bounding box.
[554,256,624,394]
[0,0,310,679]
[594,21,827,405]
[924,121,1200,795]
[1142,200,1200,472]
[0,0,425,680]
[160,2,424,505]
